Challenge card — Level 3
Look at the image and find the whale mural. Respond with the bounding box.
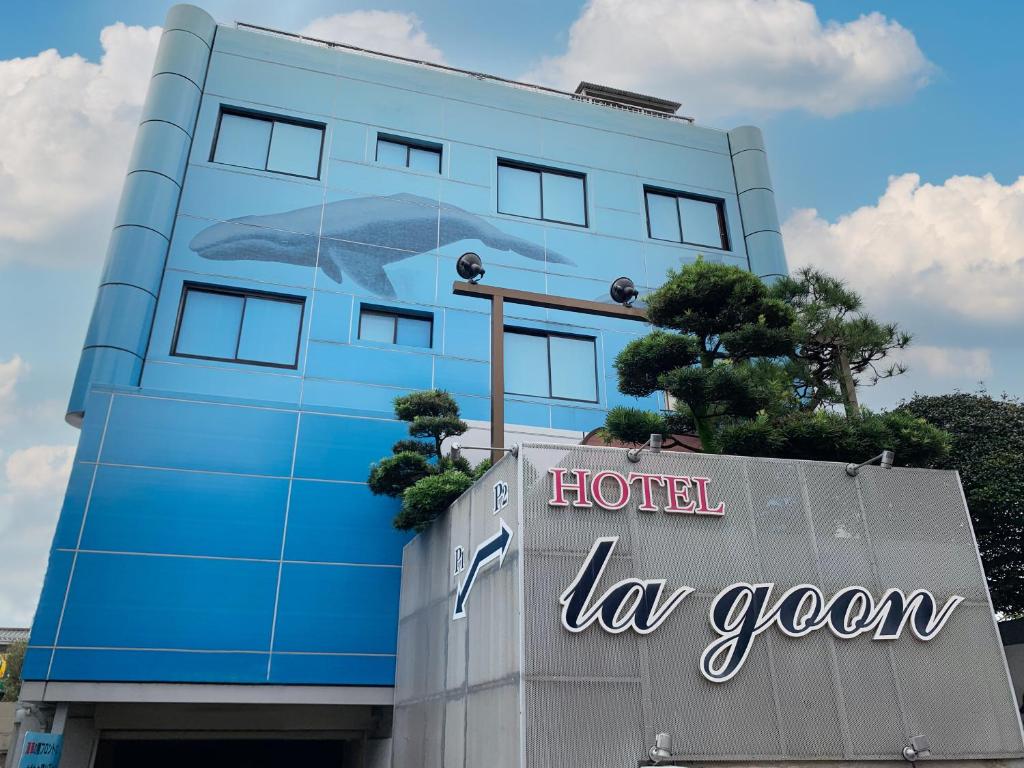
[189,192,574,298]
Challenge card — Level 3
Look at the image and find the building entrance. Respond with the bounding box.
[93,738,348,767]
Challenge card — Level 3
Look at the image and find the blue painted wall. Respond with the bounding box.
[30,6,787,687]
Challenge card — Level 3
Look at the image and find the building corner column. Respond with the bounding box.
[65,4,217,426]
[727,125,788,283]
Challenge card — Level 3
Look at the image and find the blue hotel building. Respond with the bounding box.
[18,5,787,765]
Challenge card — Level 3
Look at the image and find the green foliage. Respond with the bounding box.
[368,452,432,497]
[644,260,795,361]
[613,331,699,397]
[612,260,795,451]
[718,410,949,465]
[409,414,469,447]
[392,439,436,458]
[772,267,910,415]
[1,639,26,702]
[898,392,1024,615]
[368,390,484,532]
[394,470,476,532]
[604,407,669,445]
[661,365,769,421]
[394,389,460,420]
[393,390,467,458]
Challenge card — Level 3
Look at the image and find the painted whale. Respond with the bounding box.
[189,192,574,298]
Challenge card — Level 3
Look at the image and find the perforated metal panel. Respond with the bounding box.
[394,456,522,768]
[392,446,1024,768]
[519,445,1024,765]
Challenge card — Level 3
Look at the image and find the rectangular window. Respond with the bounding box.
[498,162,587,226]
[504,329,597,402]
[645,188,729,249]
[376,135,442,174]
[212,109,324,179]
[172,285,305,368]
[358,307,433,348]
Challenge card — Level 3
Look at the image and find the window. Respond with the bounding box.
[645,188,729,249]
[212,109,324,178]
[497,162,586,226]
[173,285,305,368]
[504,329,597,402]
[376,135,442,174]
[358,307,433,348]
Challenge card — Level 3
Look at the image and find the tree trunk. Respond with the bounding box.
[836,346,861,418]
[694,413,718,454]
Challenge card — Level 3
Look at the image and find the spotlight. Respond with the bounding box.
[610,276,639,306]
[649,733,673,764]
[846,449,896,477]
[628,433,663,463]
[903,735,931,762]
[457,252,485,283]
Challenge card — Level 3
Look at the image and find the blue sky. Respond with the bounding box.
[0,0,1022,624]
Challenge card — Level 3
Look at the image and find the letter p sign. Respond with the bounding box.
[493,481,509,515]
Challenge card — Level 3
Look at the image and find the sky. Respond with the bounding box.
[0,0,1022,625]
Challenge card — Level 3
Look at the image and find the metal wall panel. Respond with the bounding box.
[517,445,1023,764]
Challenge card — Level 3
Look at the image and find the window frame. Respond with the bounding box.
[497,160,589,227]
[644,186,730,251]
[504,326,599,403]
[171,282,307,370]
[357,305,435,348]
[375,134,443,174]
[210,107,326,180]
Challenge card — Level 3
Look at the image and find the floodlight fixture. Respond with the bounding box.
[610,276,639,306]
[456,252,485,283]
[628,433,664,463]
[846,449,896,477]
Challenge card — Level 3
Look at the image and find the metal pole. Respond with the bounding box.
[490,294,505,464]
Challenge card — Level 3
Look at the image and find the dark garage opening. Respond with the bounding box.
[94,738,347,768]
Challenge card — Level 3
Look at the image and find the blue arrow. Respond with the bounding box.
[453,518,513,620]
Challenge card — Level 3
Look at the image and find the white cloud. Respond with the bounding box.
[526,0,931,119]
[300,11,446,64]
[0,355,27,413]
[0,444,75,625]
[4,445,75,494]
[783,173,1024,324]
[784,172,1024,408]
[902,346,993,380]
[0,23,161,266]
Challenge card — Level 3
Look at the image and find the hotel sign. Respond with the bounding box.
[548,466,964,683]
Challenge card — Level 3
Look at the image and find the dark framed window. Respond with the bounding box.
[497,161,587,226]
[358,306,433,348]
[172,284,305,369]
[645,187,729,250]
[211,108,325,179]
[376,135,442,174]
[504,328,597,402]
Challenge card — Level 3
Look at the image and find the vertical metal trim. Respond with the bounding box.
[725,132,753,275]
[796,464,855,758]
[516,447,528,768]
[490,295,505,463]
[954,470,1024,746]
[741,462,789,756]
[853,476,915,745]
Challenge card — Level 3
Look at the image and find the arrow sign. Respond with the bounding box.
[453,518,513,620]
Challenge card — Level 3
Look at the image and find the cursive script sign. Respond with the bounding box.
[560,536,964,683]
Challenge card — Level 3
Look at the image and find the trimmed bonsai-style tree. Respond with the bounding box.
[368,389,489,532]
[609,259,795,452]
